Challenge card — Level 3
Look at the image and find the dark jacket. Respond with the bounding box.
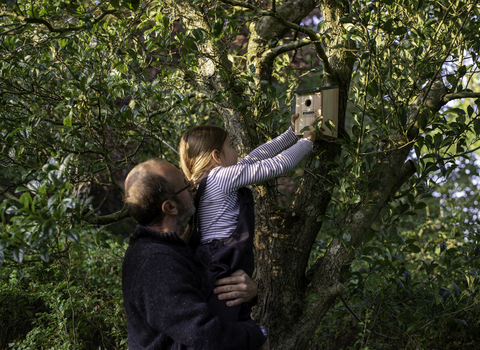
[122,225,267,350]
[189,176,256,322]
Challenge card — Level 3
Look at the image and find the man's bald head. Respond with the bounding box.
[124,158,176,226]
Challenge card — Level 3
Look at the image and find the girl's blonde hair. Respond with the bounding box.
[179,125,228,185]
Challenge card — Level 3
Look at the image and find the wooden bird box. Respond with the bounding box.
[294,86,339,139]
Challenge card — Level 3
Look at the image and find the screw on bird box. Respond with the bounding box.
[294,86,339,139]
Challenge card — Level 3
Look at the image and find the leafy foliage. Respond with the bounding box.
[1,0,480,348]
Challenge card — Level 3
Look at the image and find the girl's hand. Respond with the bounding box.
[303,116,324,142]
[291,113,299,132]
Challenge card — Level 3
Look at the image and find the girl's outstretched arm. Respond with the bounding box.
[211,137,313,192]
[239,114,300,165]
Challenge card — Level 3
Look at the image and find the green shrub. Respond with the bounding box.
[0,236,127,350]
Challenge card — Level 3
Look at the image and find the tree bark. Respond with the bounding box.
[164,1,450,349]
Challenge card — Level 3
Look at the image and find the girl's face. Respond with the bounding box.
[220,136,238,167]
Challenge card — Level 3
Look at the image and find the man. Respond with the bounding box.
[122,158,269,350]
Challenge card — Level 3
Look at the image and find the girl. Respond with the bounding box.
[178,114,320,322]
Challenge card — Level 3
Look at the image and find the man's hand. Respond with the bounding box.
[291,113,299,132]
[213,269,257,307]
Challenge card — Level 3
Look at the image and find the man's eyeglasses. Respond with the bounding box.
[164,181,194,201]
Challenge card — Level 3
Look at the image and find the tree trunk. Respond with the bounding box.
[166,1,449,349]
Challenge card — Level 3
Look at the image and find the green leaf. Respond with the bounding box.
[304,293,320,302]
[363,229,376,244]
[350,195,361,204]
[473,119,480,135]
[64,229,79,243]
[0,201,7,224]
[458,65,467,77]
[40,251,50,262]
[155,12,163,24]
[404,270,411,285]
[13,248,24,263]
[48,193,60,208]
[467,105,474,117]
[39,183,47,195]
[42,220,56,237]
[383,18,394,32]
[392,27,407,36]
[414,202,427,210]
[64,112,73,128]
[367,81,379,96]
[452,282,460,297]
[48,170,66,189]
[212,20,224,37]
[316,215,331,222]
[26,180,41,192]
[126,0,140,10]
[407,244,421,253]
[19,192,32,207]
[447,107,466,116]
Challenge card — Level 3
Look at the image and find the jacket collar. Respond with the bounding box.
[131,225,186,245]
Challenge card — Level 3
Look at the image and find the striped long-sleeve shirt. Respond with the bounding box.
[197,127,313,243]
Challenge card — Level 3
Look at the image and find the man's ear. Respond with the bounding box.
[210,149,222,166]
[161,200,179,216]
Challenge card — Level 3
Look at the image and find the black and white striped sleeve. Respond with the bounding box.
[211,138,313,192]
[238,127,298,165]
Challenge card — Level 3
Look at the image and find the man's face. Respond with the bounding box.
[160,163,195,223]
[175,177,196,223]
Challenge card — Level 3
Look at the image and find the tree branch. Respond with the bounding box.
[0,183,19,201]
[264,12,335,78]
[443,91,480,103]
[219,0,335,78]
[82,205,130,225]
[0,183,130,225]
[217,0,263,12]
[0,9,116,33]
[264,37,312,61]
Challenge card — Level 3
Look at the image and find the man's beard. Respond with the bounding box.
[177,200,196,227]
[176,201,196,242]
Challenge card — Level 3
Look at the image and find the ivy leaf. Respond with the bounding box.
[304,293,320,302]
[48,170,66,189]
[473,119,480,135]
[19,192,32,210]
[42,220,56,238]
[350,195,361,205]
[48,193,60,208]
[407,244,421,253]
[0,201,7,224]
[212,20,224,37]
[64,112,73,128]
[64,229,79,243]
[452,282,460,298]
[40,251,50,263]
[454,318,467,326]
[13,248,24,263]
[392,27,407,36]
[404,270,411,285]
[363,229,376,244]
